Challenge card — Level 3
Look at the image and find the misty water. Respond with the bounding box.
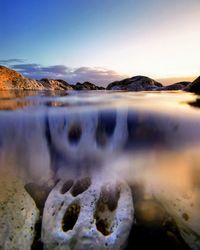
[0,90,200,250]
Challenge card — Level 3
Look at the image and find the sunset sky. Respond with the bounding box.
[1,0,200,86]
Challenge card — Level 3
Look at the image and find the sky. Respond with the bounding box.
[0,0,200,86]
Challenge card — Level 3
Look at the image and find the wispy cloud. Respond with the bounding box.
[1,61,127,86]
[0,59,26,64]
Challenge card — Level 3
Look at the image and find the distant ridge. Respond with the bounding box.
[106,76,163,91]
[0,65,199,93]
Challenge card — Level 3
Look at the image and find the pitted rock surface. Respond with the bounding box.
[42,177,134,250]
[0,174,39,250]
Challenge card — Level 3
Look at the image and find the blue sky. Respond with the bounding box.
[1,0,200,86]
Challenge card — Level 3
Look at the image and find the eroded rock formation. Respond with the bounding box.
[42,177,134,250]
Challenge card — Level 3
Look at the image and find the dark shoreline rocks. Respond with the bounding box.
[106,76,163,91]
[0,65,199,93]
[72,81,105,90]
[158,81,191,91]
[186,76,200,94]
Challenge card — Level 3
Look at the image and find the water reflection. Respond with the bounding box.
[0,91,200,249]
[188,98,200,109]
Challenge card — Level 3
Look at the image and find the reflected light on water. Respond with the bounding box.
[0,90,200,249]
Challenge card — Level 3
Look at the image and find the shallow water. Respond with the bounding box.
[0,90,200,249]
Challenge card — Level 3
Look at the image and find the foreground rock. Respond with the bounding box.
[106,76,163,91]
[186,76,200,94]
[127,183,190,250]
[152,165,200,250]
[0,174,39,250]
[42,177,133,250]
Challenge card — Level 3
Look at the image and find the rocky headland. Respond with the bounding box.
[185,76,200,94]
[106,76,163,91]
[0,65,199,93]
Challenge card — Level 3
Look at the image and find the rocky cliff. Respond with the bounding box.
[0,66,73,90]
[0,66,44,90]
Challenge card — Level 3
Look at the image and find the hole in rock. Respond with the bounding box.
[60,180,74,194]
[182,213,189,221]
[100,184,121,211]
[71,177,91,197]
[95,184,120,236]
[68,123,82,144]
[62,202,80,232]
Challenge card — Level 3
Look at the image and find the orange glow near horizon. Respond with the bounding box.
[88,6,200,84]
[156,76,197,85]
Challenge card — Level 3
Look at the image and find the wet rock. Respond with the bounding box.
[186,76,200,94]
[153,181,200,249]
[126,183,190,250]
[106,76,162,91]
[134,199,166,225]
[0,175,39,250]
[42,177,133,250]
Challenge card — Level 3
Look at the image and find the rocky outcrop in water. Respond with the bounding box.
[186,76,200,94]
[42,177,133,250]
[106,76,163,91]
